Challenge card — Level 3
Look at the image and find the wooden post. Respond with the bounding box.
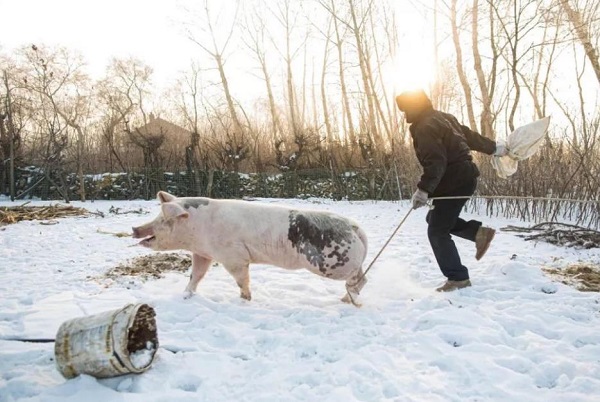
[3,71,15,201]
[8,119,14,201]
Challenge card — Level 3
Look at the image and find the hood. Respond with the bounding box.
[395,90,434,123]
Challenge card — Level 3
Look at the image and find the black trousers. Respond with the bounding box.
[425,178,481,281]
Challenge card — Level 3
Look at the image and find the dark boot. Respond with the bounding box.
[435,279,472,292]
[475,226,496,260]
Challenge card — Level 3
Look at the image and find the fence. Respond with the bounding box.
[9,166,413,202]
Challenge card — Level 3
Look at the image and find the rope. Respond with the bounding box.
[363,208,414,276]
[345,208,414,306]
[0,337,55,343]
[430,194,599,204]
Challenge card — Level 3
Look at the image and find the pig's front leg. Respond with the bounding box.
[183,254,212,299]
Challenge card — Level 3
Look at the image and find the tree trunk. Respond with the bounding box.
[507,1,521,133]
[451,0,478,131]
[559,0,600,85]
[325,0,356,144]
[487,3,499,109]
[320,27,333,144]
[2,71,16,200]
[0,114,7,196]
[349,0,379,144]
[261,61,282,138]
[471,0,494,139]
[207,168,214,197]
[53,111,87,202]
[242,19,282,139]
[285,44,299,133]
[431,0,441,108]
[367,9,392,144]
[75,126,86,202]
[215,54,244,136]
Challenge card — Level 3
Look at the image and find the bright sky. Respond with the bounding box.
[0,0,197,85]
[0,0,435,93]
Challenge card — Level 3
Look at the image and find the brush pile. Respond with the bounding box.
[0,203,89,226]
[502,222,600,249]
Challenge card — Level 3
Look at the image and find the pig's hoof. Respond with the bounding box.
[183,290,194,299]
[341,293,361,307]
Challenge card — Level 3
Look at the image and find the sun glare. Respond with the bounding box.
[389,45,437,96]
[389,3,438,97]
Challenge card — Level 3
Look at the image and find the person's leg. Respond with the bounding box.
[447,215,495,261]
[450,218,481,242]
[440,178,495,260]
[446,178,480,242]
[426,197,470,281]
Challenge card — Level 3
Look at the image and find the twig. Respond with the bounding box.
[97,229,131,238]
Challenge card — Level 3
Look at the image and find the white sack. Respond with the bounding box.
[491,116,551,179]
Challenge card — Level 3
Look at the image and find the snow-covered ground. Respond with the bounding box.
[1,196,599,402]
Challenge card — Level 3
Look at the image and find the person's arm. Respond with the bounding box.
[459,123,496,154]
[447,114,496,154]
[414,124,448,194]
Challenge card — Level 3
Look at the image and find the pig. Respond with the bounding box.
[132,191,368,305]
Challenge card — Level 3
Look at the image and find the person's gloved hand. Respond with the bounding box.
[494,143,509,157]
[411,188,429,209]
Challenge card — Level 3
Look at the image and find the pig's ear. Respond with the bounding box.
[158,191,176,204]
[161,203,189,220]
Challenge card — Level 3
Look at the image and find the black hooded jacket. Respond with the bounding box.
[410,108,496,196]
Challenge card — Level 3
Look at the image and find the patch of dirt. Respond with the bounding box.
[0,204,89,226]
[103,252,192,281]
[544,263,600,292]
[128,304,158,354]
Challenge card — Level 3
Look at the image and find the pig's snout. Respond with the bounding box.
[132,226,154,239]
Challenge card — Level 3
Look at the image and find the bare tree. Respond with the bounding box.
[96,58,152,170]
[319,0,356,144]
[491,0,541,131]
[173,62,204,195]
[371,1,399,143]
[1,66,26,201]
[318,16,335,145]
[517,7,560,123]
[187,0,244,138]
[102,58,162,198]
[348,0,380,147]
[450,0,478,131]
[50,77,93,202]
[19,45,91,201]
[127,122,165,198]
[472,0,496,138]
[241,3,284,140]
[269,0,308,134]
[558,0,600,85]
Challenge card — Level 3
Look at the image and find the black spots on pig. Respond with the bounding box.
[287,210,354,274]
[182,199,209,210]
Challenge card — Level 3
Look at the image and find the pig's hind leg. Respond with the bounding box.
[222,262,252,301]
[183,254,212,299]
[341,267,367,306]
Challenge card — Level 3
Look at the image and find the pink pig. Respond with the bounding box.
[132,191,368,304]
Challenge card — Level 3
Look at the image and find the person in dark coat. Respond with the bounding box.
[395,89,508,292]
